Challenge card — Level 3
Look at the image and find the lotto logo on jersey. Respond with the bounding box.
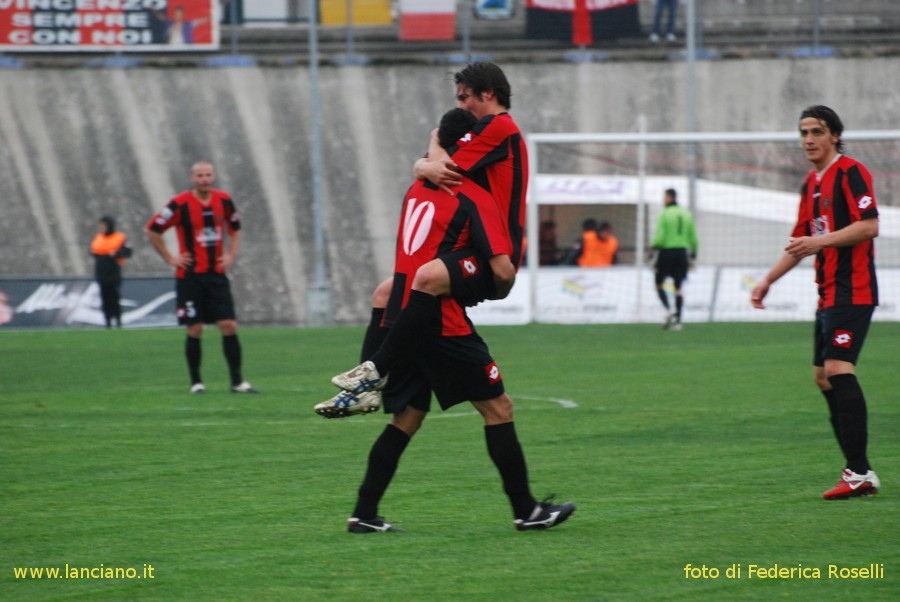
[833,330,853,348]
[485,362,501,384]
[858,196,873,210]
[401,198,435,256]
[458,256,479,277]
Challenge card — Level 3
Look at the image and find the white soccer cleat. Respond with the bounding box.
[190,383,206,394]
[231,381,259,394]
[331,360,388,393]
[315,390,382,419]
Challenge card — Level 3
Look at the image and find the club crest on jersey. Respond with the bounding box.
[833,330,853,348]
[402,198,435,256]
[196,226,222,245]
[811,215,830,236]
[485,362,501,383]
[458,256,479,277]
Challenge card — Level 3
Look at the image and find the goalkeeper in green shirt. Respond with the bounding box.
[651,188,699,330]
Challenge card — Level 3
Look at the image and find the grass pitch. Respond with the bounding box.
[1,323,898,601]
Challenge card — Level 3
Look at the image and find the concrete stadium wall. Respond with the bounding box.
[2,57,899,325]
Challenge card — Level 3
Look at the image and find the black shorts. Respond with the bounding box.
[813,305,875,366]
[440,248,497,307]
[175,273,236,325]
[655,248,689,289]
[381,332,505,414]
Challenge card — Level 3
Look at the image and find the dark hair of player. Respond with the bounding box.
[800,105,845,153]
[454,62,512,109]
[437,108,478,150]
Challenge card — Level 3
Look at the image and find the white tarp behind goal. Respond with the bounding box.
[468,129,900,325]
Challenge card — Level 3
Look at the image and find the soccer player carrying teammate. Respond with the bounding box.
[329,108,574,533]
[751,106,880,500]
[146,161,258,395]
[317,62,527,416]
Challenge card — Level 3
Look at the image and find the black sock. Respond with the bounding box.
[370,290,438,375]
[353,424,411,520]
[675,294,683,320]
[484,422,536,520]
[656,287,669,310]
[828,373,870,474]
[223,334,242,386]
[185,336,202,384]
[360,308,388,363]
[821,388,848,458]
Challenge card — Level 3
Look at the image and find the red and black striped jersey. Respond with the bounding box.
[386,178,510,337]
[792,155,878,309]
[146,189,241,279]
[448,112,528,269]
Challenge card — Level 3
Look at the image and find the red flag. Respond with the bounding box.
[572,0,592,46]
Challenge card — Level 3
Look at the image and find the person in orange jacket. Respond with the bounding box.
[90,216,132,328]
[566,219,619,267]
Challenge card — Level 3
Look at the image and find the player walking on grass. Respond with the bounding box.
[318,62,528,416]
[323,109,574,533]
[751,106,879,500]
[651,188,698,330]
[146,161,258,395]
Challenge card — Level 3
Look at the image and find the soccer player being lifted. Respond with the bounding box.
[323,108,574,533]
[751,106,880,500]
[316,62,527,417]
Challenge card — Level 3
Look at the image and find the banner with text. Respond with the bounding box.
[462,266,900,325]
[0,0,218,52]
[0,277,176,328]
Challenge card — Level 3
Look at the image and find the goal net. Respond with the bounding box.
[468,129,900,325]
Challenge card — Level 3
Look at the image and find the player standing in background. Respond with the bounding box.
[146,161,258,395]
[328,109,574,533]
[90,215,132,328]
[651,188,698,330]
[322,62,528,413]
[751,105,879,500]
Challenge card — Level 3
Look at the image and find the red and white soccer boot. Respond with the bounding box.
[823,468,880,500]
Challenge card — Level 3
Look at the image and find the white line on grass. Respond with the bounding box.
[515,395,578,409]
[333,394,578,425]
